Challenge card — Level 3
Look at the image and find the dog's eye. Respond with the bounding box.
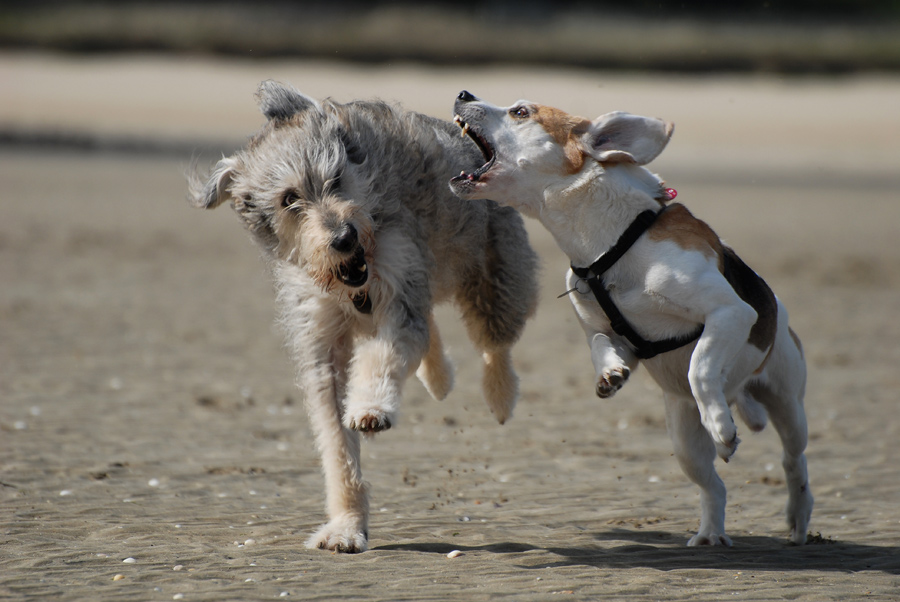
[281,189,302,208]
[510,106,530,119]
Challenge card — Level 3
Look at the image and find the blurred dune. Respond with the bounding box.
[3,1,900,72]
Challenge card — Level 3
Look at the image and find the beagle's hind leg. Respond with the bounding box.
[664,392,732,547]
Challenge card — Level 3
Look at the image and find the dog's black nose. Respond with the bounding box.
[331,223,358,253]
[457,90,477,103]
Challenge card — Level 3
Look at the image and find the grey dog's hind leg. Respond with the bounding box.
[456,206,539,424]
[415,312,455,401]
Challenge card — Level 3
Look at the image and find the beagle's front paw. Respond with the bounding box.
[687,530,733,547]
[596,366,630,399]
[702,406,740,461]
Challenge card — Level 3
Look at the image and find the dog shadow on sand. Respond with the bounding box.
[375,531,900,574]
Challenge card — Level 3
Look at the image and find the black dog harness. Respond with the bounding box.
[569,205,705,360]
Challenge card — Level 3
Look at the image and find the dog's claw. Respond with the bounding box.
[348,413,392,433]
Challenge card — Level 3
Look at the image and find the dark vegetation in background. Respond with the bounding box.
[2,1,899,72]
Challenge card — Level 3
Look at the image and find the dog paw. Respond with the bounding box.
[687,531,733,547]
[714,434,740,462]
[345,410,393,433]
[482,351,518,425]
[786,483,814,545]
[595,366,630,399]
[306,519,368,553]
[702,409,740,461]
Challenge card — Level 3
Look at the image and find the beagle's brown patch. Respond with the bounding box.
[649,204,777,353]
[533,105,591,175]
[647,203,722,264]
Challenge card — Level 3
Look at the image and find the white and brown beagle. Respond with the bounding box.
[450,91,812,547]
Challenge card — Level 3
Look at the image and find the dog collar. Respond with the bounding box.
[570,204,704,359]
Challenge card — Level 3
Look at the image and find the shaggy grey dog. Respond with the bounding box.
[188,81,538,553]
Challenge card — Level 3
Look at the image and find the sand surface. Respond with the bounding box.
[1,53,900,600]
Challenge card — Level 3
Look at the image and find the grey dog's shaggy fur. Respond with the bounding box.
[188,81,538,552]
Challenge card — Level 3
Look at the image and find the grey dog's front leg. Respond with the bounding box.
[279,287,370,553]
[303,359,369,553]
[341,236,431,434]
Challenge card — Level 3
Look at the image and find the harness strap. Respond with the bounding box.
[571,205,704,360]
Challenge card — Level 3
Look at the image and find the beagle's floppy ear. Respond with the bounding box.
[255,80,321,121]
[188,156,238,209]
[582,111,674,165]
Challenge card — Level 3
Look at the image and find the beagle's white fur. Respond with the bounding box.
[450,91,812,546]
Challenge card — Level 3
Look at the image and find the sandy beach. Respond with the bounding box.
[1,53,900,600]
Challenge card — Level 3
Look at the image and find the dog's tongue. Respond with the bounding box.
[453,153,495,184]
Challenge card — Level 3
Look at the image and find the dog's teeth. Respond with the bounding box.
[460,123,470,138]
[460,171,466,177]
[359,264,367,273]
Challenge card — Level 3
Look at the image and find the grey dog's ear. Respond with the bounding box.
[256,80,320,121]
[581,111,674,165]
[188,156,237,209]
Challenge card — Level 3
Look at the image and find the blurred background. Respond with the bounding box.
[2,4,900,599]
[3,1,899,161]
[3,0,900,71]
[3,0,900,152]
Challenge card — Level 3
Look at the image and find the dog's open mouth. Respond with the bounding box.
[336,246,368,288]
[451,115,496,183]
